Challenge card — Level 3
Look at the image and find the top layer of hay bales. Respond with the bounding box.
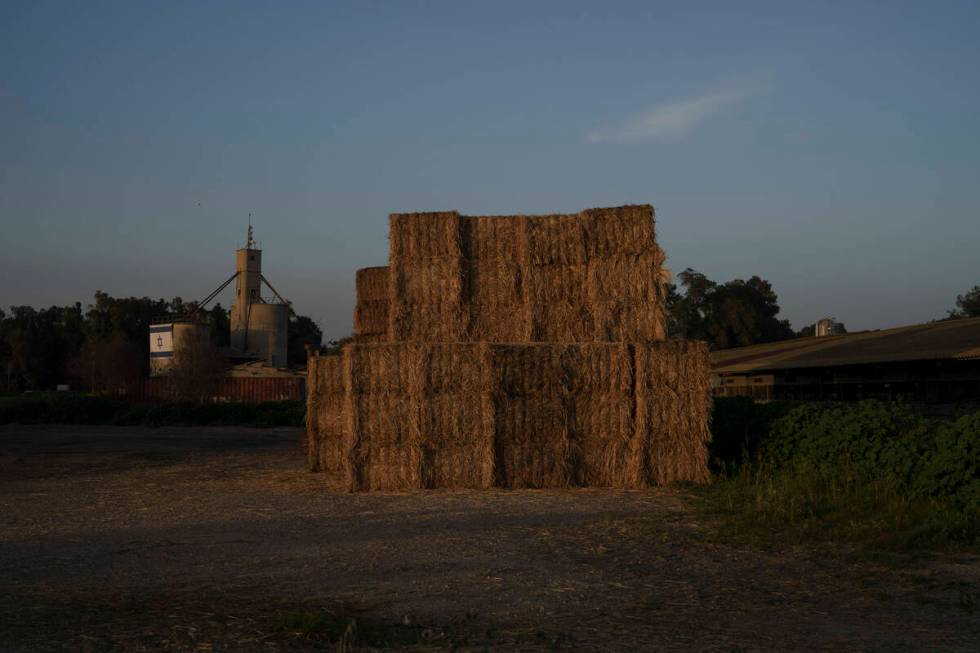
[386,205,668,343]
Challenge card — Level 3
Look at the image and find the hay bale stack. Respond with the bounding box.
[306,352,346,474]
[311,204,708,492]
[386,205,668,343]
[353,266,390,342]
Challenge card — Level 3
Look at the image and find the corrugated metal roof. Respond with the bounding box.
[712,317,980,374]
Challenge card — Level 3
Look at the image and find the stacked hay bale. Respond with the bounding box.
[387,206,668,343]
[352,266,389,342]
[305,350,346,475]
[309,204,710,490]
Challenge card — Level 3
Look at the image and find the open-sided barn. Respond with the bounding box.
[711,317,980,403]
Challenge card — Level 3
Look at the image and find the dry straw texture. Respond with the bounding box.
[386,205,668,343]
[312,341,710,490]
[305,352,346,474]
[353,267,390,342]
[635,340,712,485]
[341,343,493,491]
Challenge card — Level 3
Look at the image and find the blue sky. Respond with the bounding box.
[2,0,978,341]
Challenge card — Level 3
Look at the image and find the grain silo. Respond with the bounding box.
[230,226,290,368]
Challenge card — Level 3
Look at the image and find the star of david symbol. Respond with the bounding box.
[157,336,164,349]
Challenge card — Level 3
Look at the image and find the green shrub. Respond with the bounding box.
[706,399,980,549]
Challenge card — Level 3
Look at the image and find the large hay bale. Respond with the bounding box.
[354,267,390,342]
[342,343,492,490]
[389,211,462,259]
[635,341,711,485]
[343,343,423,491]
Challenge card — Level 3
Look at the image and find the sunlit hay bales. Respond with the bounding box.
[308,204,709,491]
[635,340,712,485]
[353,266,390,343]
[387,205,668,343]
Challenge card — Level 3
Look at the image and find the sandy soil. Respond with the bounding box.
[1,424,977,652]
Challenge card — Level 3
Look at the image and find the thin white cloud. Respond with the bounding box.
[587,87,754,144]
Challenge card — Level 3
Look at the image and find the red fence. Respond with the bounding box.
[121,377,306,403]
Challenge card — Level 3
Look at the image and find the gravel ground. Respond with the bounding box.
[0,424,977,652]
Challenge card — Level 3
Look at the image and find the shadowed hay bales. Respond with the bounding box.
[305,352,346,474]
[353,267,390,342]
[328,341,709,490]
[341,343,492,491]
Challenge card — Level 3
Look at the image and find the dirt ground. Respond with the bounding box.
[1,425,977,652]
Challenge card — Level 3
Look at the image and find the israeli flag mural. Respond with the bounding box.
[149,324,174,358]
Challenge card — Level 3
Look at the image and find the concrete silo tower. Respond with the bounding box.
[230,226,290,368]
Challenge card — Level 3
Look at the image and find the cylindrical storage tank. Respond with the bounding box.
[149,321,211,376]
[247,303,289,368]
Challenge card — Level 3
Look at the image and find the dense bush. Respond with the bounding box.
[708,398,980,548]
[0,393,304,428]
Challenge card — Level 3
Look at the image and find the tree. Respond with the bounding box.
[169,328,226,403]
[667,269,795,349]
[287,311,323,365]
[948,285,980,319]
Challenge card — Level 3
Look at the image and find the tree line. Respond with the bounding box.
[0,292,322,393]
[2,278,976,393]
[666,270,978,348]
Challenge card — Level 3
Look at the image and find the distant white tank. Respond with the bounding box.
[149,320,211,376]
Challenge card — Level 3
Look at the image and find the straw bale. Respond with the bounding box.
[593,299,666,343]
[418,343,483,393]
[531,301,595,343]
[570,394,643,487]
[462,258,524,305]
[388,301,466,342]
[587,251,665,302]
[388,257,463,305]
[305,353,346,474]
[558,343,633,393]
[353,300,389,340]
[525,214,588,265]
[420,393,494,488]
[483,344,566,396]
[389,211,462,260]
[344,343,422,396]
[490,395,572,488]
[634,341,711,485]
[461,215,527,260]
[581,205,655,258]
[527,263,589,304]
[355,266,389,302]
[465,302,532,342]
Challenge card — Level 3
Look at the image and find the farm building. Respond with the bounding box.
[711,317,980,403]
